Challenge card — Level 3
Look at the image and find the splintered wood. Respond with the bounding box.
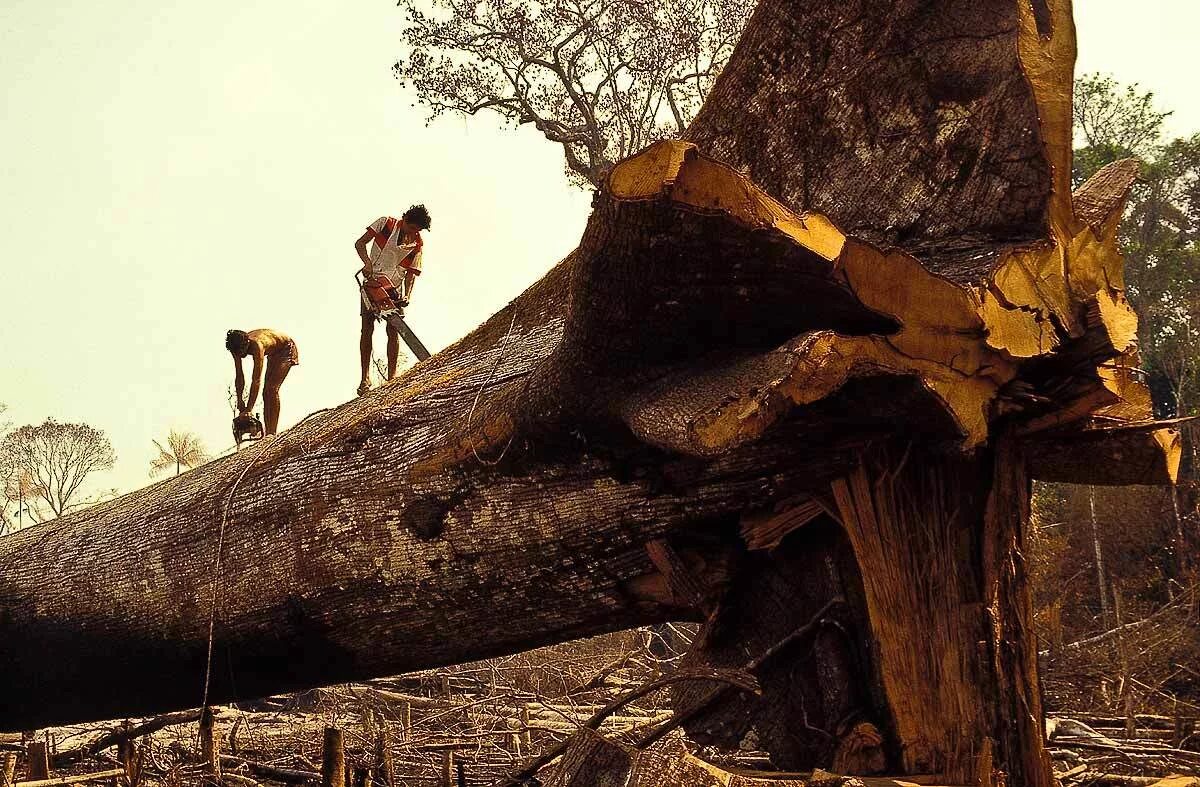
[740,497,828,551]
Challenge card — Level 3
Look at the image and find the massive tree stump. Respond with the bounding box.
[0,0,1179,785]
[678,441,1047,785]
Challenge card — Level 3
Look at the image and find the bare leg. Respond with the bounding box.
[386,325,400,380]
[359,314,375,391]
[263,360,292,435]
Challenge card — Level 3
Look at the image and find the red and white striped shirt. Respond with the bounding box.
[366,216,423,282]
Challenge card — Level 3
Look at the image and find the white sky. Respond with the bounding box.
[1,0,1197,503]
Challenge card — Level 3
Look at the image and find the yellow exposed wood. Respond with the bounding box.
[672,155,846,261]
[608,140,846,261]
[1093,362,1154,422]
[1016,0,1076,230]
[839,241,995,378]
[740,497,825,551]
[1016,384,1119,436]
[1088,290,1138,355]
[987,243,1075,338]
[611,150,1146,455]
[985,223,1131,358]
[830,450,993,782]
[681,332,995,449]
[607,139,693,198]
[980,289,1058,358]
[1015,359,1151,438]
[606,89,1145,461]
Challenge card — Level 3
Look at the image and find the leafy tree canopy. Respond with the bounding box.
[1073,74,1200,418]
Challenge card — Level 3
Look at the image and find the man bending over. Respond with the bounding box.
[226,328,299,436]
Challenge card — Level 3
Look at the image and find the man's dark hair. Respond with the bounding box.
[226,329,249,354]
[403,204,431,231]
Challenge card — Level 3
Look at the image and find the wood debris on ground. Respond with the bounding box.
[1,632,1196,787]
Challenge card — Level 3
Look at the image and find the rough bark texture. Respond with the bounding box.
[684,0,1053,264]
[0,0,1177,784]
[670,518,873,771]
[672,441,1049,786]
[545,729,634,787]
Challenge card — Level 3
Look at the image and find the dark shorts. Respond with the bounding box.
[272,338,299,366]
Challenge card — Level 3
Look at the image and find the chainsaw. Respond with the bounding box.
[232,413,265,446]
[356,271,431,361]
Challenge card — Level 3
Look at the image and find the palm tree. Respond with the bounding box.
[150,430,211,477]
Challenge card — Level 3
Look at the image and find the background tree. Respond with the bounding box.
[0,419,115,523]
[0,403,14,535]
[1070,74,1200,578]
[1072,74,1171,182]
[0,405,35,535]
[1031,482,1198,714]
[1,470,38,536]
[1072,74,1200,419]
[149,429,212,478]
[394,0,752,187]
[1025,76,1200,717]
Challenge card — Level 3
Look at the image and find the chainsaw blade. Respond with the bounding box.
[381,311,431,361]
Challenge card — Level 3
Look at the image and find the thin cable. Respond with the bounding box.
[199,446,264,711]
[466,309,520,466]
[197,405,338,714]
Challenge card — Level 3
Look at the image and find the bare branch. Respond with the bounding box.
[395,0,753,187]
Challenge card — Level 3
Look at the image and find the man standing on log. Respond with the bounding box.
[226,329,299,437]
[353,204,431,396]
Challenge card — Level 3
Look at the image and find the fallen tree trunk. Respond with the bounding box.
[219,756,319,785]
[0,390,860,728]
[11,770,126,787]
[0,0,1178,785]
[53,709,202,766]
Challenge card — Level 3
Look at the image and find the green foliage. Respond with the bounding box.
[1030,77,1200,713]
[1072,73,1171,185]
[1074,74,1200,418]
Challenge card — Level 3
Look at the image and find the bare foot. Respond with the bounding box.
[357,380,372,396]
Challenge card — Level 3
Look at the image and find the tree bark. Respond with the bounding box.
[672,440,1050,786]
[544,729,633,787]
[0,374,864,729]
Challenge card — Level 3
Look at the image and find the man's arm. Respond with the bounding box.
[233,356,247,412]
[401,247,422,302]
[244,345,266,415]
[354,230,374,274]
